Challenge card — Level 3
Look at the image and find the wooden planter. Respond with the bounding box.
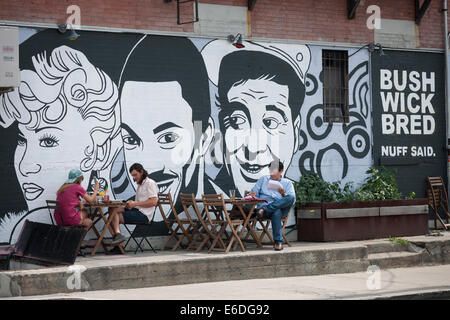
[297,199,429,242]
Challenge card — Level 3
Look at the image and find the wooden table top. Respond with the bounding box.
[195,198,267,205]
[82,201,126,208]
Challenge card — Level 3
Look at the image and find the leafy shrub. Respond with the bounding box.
[358,166,401,201]
[294,166,414,207]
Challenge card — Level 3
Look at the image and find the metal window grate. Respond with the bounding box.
[322,50,349,123]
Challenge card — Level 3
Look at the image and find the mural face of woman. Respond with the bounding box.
[120,80,197,201]
[1,45,119,214]
[15,101,95,209]
[223,78,300,196]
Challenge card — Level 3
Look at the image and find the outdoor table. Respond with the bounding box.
[83,201,127,256]
[195,198,267,249]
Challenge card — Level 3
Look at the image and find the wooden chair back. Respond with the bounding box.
[179,193,212,251]
[179,193,203,222]
[201,193,245,253]
[158,192,194,251]
[157,192,180,221]
[426,176,450,230]
[201,193,227,224]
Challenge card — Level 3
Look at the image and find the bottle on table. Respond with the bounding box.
[104,186,110,203]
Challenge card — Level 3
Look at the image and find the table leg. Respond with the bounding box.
[102,208,125,254]
[91,224,108,253]
[91,207,124,255]
[91,208,111,256]
[238,204,262,248]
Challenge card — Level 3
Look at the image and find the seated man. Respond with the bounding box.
[250,160,295,251]
[110,163,158,245]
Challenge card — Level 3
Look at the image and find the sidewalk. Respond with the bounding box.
[1,231,450,298]
[4,264,450,300]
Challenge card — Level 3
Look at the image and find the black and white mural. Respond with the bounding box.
[0,29,373,242]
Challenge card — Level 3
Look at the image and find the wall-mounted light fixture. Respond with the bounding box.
[350,42,385,58]
[227,33,245,48]
[58,23,80,40]
[368,43,385,56]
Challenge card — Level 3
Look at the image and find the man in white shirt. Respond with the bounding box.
[110,163,158,245]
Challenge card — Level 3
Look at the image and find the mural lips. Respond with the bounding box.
[239,162,271,183]
[148,170,178,194]
[22,182,44,201]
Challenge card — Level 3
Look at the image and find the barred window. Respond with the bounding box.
[322,50,349,123]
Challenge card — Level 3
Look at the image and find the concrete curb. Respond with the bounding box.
[1,233,450,298]
[373,289,450,300]
[0,245,369,297]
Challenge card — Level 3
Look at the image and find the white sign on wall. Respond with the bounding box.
[0,27,20,88]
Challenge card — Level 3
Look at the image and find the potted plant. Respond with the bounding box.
[294,166,428,241]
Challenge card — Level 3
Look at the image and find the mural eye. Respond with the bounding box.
[229,115,246,129]
[17,135,26,147]
[157,132,179,145]
[123,136,141,147]
[263,117,281,130]
[39,134,59,148]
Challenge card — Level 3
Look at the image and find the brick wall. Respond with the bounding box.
[0,0,448,49]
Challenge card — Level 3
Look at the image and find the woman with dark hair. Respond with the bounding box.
[109,162,158,245]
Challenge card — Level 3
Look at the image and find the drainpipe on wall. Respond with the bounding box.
[444,0,450,196]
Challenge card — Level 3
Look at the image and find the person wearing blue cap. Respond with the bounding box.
[54,169,100,230]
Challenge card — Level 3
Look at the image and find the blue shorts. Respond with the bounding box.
[122,208,149,224]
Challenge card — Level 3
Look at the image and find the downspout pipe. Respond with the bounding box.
[444,0,450,197]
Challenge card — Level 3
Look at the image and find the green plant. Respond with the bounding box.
[294,173,334,207]
[388,237,409,245]
[294,166,414,206]
[358,166,401,201]
[405,191,416,200]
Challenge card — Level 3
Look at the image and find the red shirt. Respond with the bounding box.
[54,184,86,226]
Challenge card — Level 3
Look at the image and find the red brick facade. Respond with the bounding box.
[0,0,448,48]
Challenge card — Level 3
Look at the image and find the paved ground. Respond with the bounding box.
[4,264,450,300]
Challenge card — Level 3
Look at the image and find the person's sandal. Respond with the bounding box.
[274,243,283,251]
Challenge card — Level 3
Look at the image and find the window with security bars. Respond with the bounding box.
[322,50,349,123]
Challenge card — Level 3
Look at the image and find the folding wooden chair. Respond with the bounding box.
[158,192,193,251]
[202,194,245,253]
[427,176,450,230]
[242,192,292,247]
[248,211,292,247]
[179,193,211,251]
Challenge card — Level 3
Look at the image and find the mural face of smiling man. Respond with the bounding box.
[120,81,198,198]
[118,35,213,218]
[217,50,307,197]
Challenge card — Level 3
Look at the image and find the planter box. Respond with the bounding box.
[297,199,429,242]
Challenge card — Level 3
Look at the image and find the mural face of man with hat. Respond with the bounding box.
[201,41,311,197]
